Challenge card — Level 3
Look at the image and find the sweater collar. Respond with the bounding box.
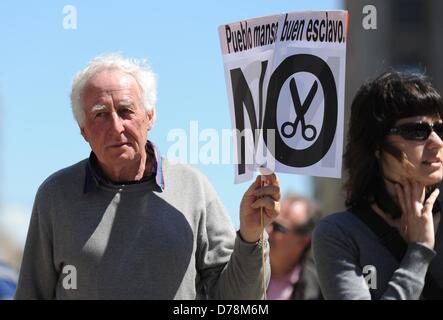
[84,140,164,193]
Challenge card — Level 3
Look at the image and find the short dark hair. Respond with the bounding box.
[344,71,443,217]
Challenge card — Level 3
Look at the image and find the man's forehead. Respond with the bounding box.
[83,70,140,104]
[84,70,139,94]
[280,200,308,224]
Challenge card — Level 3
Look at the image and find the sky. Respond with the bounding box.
[0,0,343,249]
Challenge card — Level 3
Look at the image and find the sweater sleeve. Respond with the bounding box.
[15,186,58,300]
[381,243,436,300]
[196,185,270,300]
[312,219,436,300]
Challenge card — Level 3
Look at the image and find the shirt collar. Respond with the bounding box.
[84,140,164,193]
[287,264,302,285]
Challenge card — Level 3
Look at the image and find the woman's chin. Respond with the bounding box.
[420,174,443,186]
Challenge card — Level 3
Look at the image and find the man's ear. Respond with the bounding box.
[146,110,155,131]
[80,127,89,142]
[302,235,311,247]
[296,234,311,250]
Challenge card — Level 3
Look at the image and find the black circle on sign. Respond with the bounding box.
[263,54,337,167]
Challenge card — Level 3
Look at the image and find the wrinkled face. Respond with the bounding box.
[81,69,154,169]
[266,200,310,264]
[382,115,443,186]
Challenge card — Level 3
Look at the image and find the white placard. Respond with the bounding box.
[219,11,348,183]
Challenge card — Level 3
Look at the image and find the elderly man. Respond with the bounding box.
[15,54,280,299]
[266,193,322,300]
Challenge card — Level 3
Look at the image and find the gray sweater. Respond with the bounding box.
[312,211,443,299]
[15,158,269,299]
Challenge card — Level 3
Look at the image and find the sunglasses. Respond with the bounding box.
[270,221,311,236]
[387,121,443,141]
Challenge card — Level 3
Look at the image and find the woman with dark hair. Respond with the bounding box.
[312,71,443,299]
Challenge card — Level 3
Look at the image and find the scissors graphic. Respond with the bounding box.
[281,78,318,141]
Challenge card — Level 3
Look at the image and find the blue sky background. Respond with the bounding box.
[0,0,342,247]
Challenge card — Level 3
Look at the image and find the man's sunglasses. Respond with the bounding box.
[270,221,311,236]
[387,121,443,141]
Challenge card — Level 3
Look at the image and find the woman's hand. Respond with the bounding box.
[373,179,438,250]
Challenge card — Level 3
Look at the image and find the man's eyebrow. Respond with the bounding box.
[118,99,134,107]
[91,104,108,113]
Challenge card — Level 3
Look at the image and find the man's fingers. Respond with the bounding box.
[261,173,279,187]
[251,197,279,212]
[264,206,280,220]
[252,185,281,201]
[244,175,262,196]
[264,201,280,220]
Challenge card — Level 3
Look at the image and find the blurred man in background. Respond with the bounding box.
[267,193,323,300]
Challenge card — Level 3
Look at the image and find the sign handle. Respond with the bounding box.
[260,175,267,300]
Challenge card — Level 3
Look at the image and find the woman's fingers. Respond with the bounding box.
[395,184,407,216]
[403,179,413,215]
[393,182,410,238]
[377,175,436,249]
[411,180,424,217]
[423,188,440,216]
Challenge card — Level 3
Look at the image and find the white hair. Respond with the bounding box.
[70,53,157,127]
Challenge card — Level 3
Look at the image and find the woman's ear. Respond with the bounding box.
[375,149,380,159]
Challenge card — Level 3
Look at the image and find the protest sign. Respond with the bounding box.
[219,11,348,183]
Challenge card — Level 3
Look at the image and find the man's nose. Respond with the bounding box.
[110,112,125,134]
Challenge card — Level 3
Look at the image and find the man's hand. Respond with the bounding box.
[239,174,281,243]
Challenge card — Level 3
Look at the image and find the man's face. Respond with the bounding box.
[267,200,311,265]
[81,69,153,170]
